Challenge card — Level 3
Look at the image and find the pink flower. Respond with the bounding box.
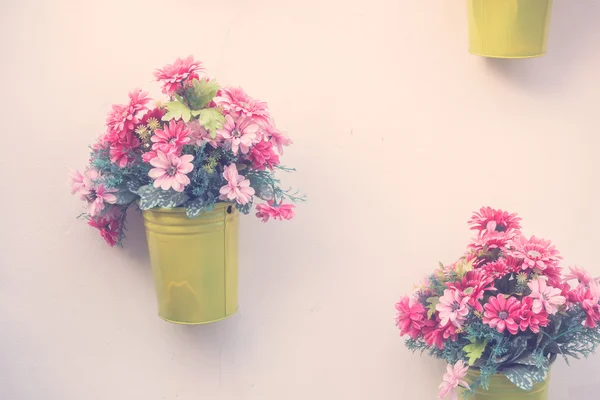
[109,132,140,168]
[154,56,204,95]
[105,89,151,137]
[518,297,549,333]
[507,235,561,271]
[148,151,194,192]
[469,230,516,252]
[78,169,117,217]
[468,207,521,235]
[88,213,121,247]
[395,296,427,339]
[255,201,295,222]
[581,282,600,328]
[151,119,191,154]
[213,87,271,126]
[565,266,594,285]
[438,360,469,400]
[141,107,166,125]
[482,259,510,279]
[70,170,85,194]
[527,277,566,315]
[218,115,260,155]
[483,295,521,334]
[436,289,470,328]
[423,319,458,350]
[188,120,220,148]
[450,270,495,312]
[265,124,292,155]
[141,150,158,163]
[249,140,280,170]
[219,164,255,205]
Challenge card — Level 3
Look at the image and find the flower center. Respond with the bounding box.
[232,129,241,138]
[169,137,178,145]
[527,250,542,259]
[166,166,177,176]
[496,225,506,232]
[451,302,461,311]
[86,189,97,202]
[498,311,508,320]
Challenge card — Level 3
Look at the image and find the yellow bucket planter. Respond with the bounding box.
[142,203,239,324]
[467,0,553,58]
[462,369,550,400]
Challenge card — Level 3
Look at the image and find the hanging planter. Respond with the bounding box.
[394,207,600,399]
[143,204,239,324]
[467,0,553,58]
[71,56,304,324]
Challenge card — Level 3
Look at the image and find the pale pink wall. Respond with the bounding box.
[1,0,599,399]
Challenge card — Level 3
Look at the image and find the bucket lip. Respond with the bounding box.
[469,51,547,59]
[141,201,233,214]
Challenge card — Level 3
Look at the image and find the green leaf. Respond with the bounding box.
[162,101,192,122]
[113,186,137,205]
[502,365,548,391]
[463,338,488,365]
[197,108,225,138]
[186,78,220,110]
[185,198,205,218]
[426,297,439,319]
[137,185,189,210]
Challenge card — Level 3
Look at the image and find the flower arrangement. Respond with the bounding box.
[71,56,303,246]
[395,207,600,399]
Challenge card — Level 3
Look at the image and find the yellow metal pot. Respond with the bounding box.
[462,369,550,400]
[467,0,553,58]
[142,203,239,324]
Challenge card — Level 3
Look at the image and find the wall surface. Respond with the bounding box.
[1,0,600,399]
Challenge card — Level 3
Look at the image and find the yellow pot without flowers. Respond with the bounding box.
[142,203,239,324]
[467,0,553,58]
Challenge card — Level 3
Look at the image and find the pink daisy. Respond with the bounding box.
[438,360,469,400]
[142,150,158,163]
[423,319,458,350]
[219,164,255,205]
[483,295,521,334]
[468,207,521,235]
[265,124,292,155]
[581,282,600,328]
[218,115,260,155]
[518,297,549,333]
[527,277,566,315]
[436,289,470,329]
[105,89,151,137]
[148,151,194,192]
[109,132,140,168]
[395,296,427,339]
[449,270,495,312]
[482,259,510,279]
[70,170,85,194]
[507,235,561,271]
[469,230,516,252]
[154,56,204,96]
[255,201,295,222]
[248,140,280,170]
[213,87,271,126]
[565,266,594,285]
[151,119,191,154]
[187,120,220,148]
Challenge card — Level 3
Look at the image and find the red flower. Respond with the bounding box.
[88,214,121,247]
[483,295,521,335]
[449,270,495,312]
[518,297,549,333]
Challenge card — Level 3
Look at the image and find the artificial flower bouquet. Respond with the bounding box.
[71,56,302,246]
[395,207,600,399]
